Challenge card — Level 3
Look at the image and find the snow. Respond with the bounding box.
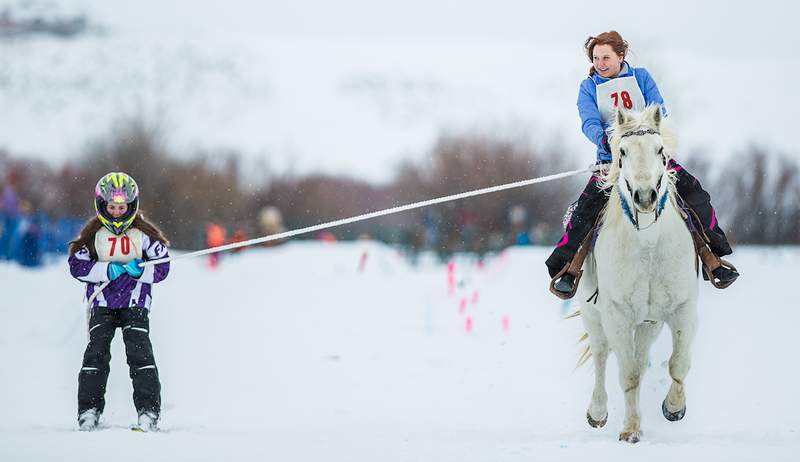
[1,1,798,182]
[1,242,798,460]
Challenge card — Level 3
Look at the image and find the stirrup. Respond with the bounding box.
[680,198,738,290]
[549,264,583,300]
[703,258,738,289]
[694,236,738,289]
[548,210,600,300]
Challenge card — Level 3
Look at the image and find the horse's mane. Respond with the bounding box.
[598,105,678,191]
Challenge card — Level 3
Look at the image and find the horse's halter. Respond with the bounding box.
[616,127,669,231]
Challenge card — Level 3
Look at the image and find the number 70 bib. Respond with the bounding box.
[595,75,646,126]
[94,227,144,262]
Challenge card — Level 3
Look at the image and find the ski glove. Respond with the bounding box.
[107,262,126,281]
[124,258,144,279]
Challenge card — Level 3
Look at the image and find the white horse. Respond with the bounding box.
[578,105,698,443]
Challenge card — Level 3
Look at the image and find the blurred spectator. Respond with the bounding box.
[206,222,226,269]
[529,222,551,246]
[258,205,287,247]
[422,209,440,251]
[508,204,530,246]
[397,225,424,265]
[229,227,248,254]
[488,231,506,250]
[0,184,20,260]
[19,210,42,267]
[458,208,478,252]
[319,231,337,243]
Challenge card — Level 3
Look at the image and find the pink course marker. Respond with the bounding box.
[502,315,510,332]
[358,251,368,272]
[471,289,480,305]
[447,262,456,296]
[465,316,473,333]
[458,297,467,314]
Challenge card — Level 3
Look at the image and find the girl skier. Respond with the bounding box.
[545,31,739,296]
[68,172,170,431]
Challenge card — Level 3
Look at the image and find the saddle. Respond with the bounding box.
[548,194,738,300]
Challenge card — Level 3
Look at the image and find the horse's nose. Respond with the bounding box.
[633,188,657,209]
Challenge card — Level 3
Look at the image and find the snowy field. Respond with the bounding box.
[0,242,798,461]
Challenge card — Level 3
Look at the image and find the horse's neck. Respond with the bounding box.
[601,185,684,249]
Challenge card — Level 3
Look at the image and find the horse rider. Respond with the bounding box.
[545,30,740,296]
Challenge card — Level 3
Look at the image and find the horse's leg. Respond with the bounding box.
[664,306,698,421]
[581,306,609,428]
[631,321,664,428]
[634,321,663,376]
[602,312,642,443]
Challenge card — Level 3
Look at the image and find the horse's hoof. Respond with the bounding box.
[619,430,641,443]
[586,411,607,428]
[662,399,686,421]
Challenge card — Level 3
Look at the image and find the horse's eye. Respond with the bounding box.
[620,148,626,157]
[657,146,664,155]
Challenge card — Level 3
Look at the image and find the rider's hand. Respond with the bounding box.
[107,262,126,281]
[123,258,144,279]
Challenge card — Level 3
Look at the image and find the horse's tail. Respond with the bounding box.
[566,310,592,369]
[576,331,592,369]
[577,344,592,368]
[564,309,581,319]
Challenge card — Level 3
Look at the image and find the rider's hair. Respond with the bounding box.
[584,31,629,76]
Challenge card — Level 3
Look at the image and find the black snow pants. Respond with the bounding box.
[78,307,161,417]
[545,161,733,278]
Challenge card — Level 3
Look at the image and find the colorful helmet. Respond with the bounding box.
[94,172,139,235]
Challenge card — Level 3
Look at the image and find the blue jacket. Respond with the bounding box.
[577,62,668,161]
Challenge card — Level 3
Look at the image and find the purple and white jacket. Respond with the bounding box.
[68,232,170,310]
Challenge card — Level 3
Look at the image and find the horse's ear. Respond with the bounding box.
[616,107,628,127]
[650,104,662,128]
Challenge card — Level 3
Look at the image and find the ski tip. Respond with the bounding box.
[131,425,159,433]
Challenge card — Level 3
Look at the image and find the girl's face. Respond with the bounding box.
[592,44,624,78]
[106,202,129,218]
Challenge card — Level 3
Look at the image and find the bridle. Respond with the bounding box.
[616,127,669,231]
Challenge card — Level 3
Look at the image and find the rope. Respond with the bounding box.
[84,166,591,332]
[141,166,592,267]
[85,280,110,337]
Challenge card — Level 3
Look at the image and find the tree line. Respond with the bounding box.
[1,119,797,253]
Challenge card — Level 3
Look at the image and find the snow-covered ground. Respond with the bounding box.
[1,1,798,182]
[1,242,797,461]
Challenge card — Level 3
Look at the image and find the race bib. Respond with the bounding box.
[595,75,646,126]
[94,227,144,262]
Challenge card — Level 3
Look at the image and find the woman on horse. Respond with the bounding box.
[546,30,739,296]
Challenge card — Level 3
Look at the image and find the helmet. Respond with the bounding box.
[94,172,139,235]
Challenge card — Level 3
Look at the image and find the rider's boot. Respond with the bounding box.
[546,173,609,298]
[671,160,739,288]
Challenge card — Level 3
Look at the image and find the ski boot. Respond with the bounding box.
[133,411,159,432]
[78,408,100,431]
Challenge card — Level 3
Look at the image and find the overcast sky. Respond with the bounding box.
[2,0,797,181]
[36,0,797,60]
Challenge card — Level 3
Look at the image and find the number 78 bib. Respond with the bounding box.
[94,227,144,262]
[595,75,646,126]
